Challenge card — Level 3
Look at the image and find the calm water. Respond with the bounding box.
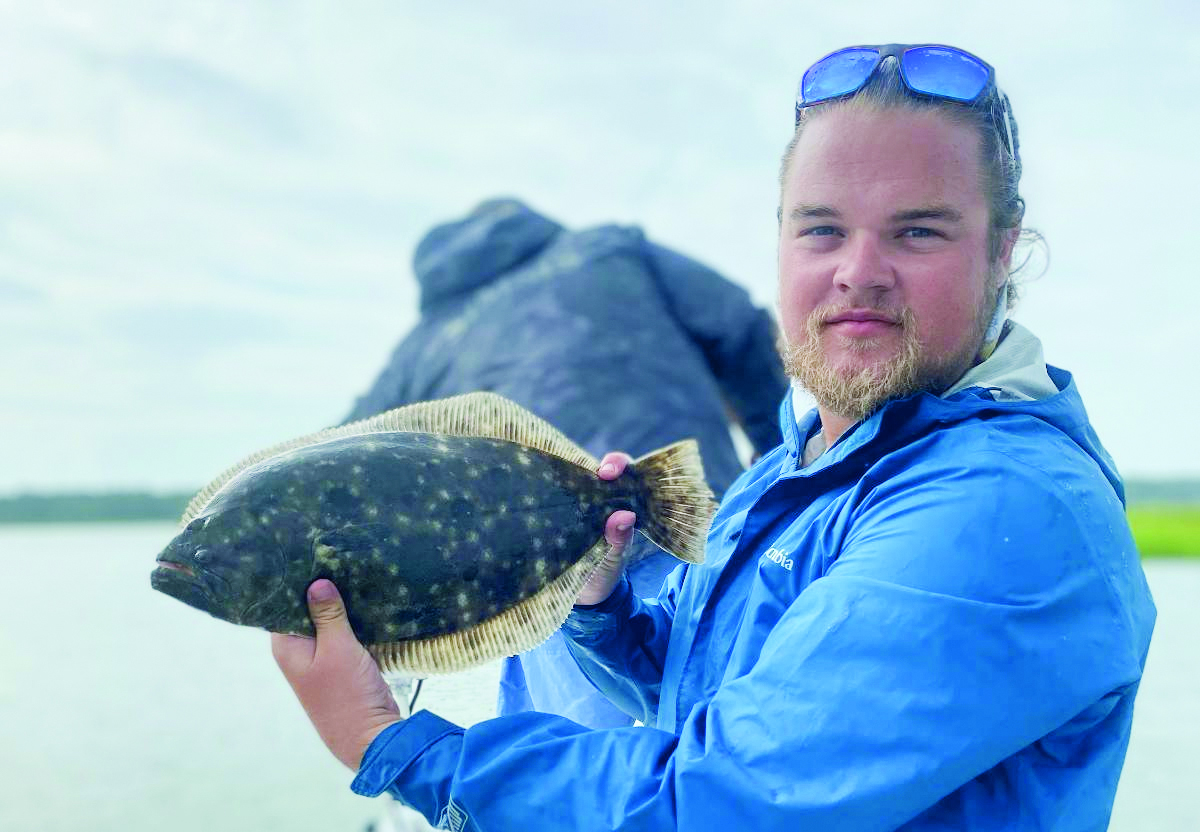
[0,523,1195,831]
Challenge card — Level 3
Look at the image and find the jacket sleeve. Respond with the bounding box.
[555,562,685,725]
[642,242,788,455]
[350,451,1149,831]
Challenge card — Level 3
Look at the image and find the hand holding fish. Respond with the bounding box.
[271,579,403,771]
[577,452,638,606]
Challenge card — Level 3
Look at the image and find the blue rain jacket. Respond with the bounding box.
[343,198,788,728]
[351,323,1155,830]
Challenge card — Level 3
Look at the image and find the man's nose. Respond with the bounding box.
[833,235,895,292]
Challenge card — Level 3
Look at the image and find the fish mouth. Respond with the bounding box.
[151,558,222,616]
[156,560,195,578]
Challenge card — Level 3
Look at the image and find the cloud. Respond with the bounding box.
[1,1,1197,490]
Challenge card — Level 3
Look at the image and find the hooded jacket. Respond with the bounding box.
[351,321,1155,831]
[343,198,787,473]
[343,198,790,728]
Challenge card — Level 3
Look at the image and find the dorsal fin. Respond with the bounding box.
[182,392,600,524]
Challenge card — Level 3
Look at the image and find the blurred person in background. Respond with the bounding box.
[276,45,1156,830]
[341,197,789,729]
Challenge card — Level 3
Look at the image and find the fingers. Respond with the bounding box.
[605,510,636,549]
[268,578,403,771]
[307,579,349,632]
[271,579,355,675]
[597,451,633,481]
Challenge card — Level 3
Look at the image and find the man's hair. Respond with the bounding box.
[779,59,1043,308]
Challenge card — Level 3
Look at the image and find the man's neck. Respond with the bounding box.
[817,409,855,448]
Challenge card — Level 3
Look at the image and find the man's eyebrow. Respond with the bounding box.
[890,205,964,223]
[788,204,840,221]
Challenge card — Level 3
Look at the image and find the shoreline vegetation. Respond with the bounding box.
[1,486,1198,557]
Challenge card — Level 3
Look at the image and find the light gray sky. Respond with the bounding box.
[2,1,1197,493]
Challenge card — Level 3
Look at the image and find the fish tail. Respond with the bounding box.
[631,440,715,564]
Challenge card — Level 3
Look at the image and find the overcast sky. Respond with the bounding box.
[2,1,1197,494]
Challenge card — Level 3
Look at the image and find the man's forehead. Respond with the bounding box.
[785,106,987,216]
[787,202,967,224]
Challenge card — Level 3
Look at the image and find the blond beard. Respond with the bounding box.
[780,298,993,425]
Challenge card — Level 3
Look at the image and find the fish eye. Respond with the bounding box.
[194,548,214,564]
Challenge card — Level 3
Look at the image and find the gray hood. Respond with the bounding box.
[413,198,563,313]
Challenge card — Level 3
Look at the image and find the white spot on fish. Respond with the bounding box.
[457,592,469,608]
[523,496,537,507]
[439,489,451,501]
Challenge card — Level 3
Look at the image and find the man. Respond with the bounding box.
[340,197,788,728]
[274,45,1156,830]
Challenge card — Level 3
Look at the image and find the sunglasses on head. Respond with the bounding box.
[795,44,1017,163]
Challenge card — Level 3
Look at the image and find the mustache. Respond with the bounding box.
[810,304,910,328]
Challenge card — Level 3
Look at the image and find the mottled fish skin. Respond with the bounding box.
[151,432,644,645]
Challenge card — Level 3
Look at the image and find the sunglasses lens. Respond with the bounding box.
[800,48,879,104]
[902,47,990,101]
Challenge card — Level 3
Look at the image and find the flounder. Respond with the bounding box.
[150,392,715,675]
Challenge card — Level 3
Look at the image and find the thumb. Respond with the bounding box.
[307,579,352,636]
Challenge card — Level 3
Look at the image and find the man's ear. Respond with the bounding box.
[997,226,1020,272]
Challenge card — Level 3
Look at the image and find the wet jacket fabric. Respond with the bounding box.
[343,198,789,728]
[350,322,1156,831]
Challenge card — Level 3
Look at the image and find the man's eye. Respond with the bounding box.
[801,226,840,237]
[900,227,942,239]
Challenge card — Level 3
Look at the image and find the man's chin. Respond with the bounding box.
[784,341,924,423]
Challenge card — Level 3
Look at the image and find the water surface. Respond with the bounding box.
[0,523,1193,830]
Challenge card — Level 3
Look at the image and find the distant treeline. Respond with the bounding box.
[0,492,192,524]
[0,479,1198,524]
[1124,479,1200,505]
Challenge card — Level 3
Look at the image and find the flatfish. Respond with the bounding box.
[150,392,715,674]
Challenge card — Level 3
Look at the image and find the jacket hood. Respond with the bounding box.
[412,198,563,312]
[783,321,1125,502]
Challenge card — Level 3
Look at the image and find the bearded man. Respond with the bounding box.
[273,44,1156,832]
